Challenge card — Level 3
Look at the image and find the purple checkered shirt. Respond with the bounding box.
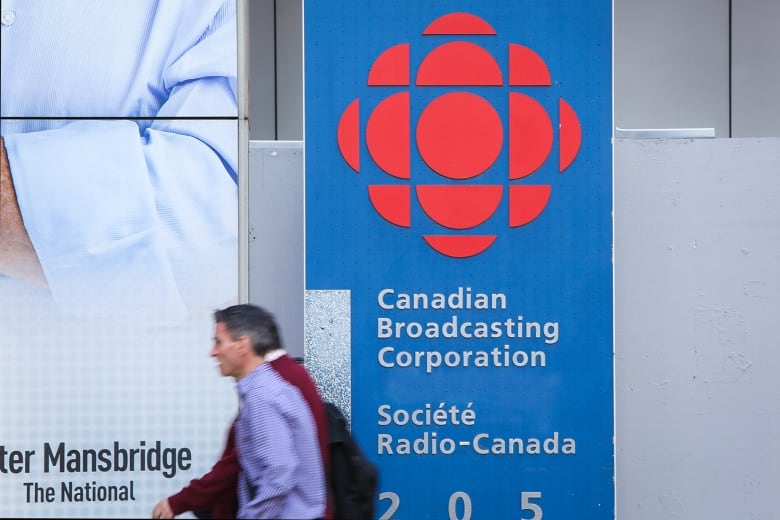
[235,363,326,519]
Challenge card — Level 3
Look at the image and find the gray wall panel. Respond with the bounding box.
[248,0,277,139]
[247,141,304,358]
[614,138,780,518]
[275,0,303,140]
[248,0,302,140]
[732,0,780,137]
[259,2,780,138]
[614,0,730,136]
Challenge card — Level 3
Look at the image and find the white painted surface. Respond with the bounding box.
[614,137,780,518]
[247,141,305,358]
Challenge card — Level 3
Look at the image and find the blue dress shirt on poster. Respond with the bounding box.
[0,0,238,321]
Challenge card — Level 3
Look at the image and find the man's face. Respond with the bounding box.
[210,322,243,378]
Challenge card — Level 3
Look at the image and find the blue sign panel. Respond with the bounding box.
[305,2,612,518]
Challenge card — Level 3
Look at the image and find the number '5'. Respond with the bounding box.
[521,491,543,519]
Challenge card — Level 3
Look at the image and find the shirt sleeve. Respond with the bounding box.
[2,1,238,322]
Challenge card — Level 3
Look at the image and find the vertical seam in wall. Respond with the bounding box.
[728,0,733,137]
[273,0,279,140]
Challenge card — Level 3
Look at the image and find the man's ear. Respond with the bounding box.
[236,335,252,356]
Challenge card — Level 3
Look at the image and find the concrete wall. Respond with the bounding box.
[614,137,780,518]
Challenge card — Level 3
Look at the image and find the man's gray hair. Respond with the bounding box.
[214,304,282,356]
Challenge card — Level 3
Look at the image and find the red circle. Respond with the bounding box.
[416,92,503,180]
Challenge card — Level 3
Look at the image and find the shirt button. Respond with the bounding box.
[1,10,16,27]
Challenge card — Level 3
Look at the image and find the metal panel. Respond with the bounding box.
[614,0,730,136]
[731,0,780,137]
[247,140,304,358]
[615,127,715,139]
[262,1,780,140]
[275,0,303,140]
[615,138,780,518]
[248,0,277,139]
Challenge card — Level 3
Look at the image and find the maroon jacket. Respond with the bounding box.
[168,353,332,519]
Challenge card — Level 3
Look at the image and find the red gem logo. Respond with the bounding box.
[337,12,582,258]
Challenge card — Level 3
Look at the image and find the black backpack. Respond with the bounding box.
[325,402,379,520]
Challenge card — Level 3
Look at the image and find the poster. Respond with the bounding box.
[0,1,239,517]
[305,2,613,518]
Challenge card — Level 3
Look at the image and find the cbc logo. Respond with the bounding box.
[337,12,581,258]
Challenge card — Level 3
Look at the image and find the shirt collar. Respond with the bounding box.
[263,348,287,363]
